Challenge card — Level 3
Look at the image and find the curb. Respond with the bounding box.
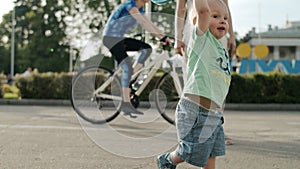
[224,103,300,111]
[0,99,71,106]
[0,99,299,111]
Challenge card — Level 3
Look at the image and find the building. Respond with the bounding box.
[244,20,300,60]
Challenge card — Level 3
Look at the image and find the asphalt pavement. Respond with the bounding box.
[0,102,299,169]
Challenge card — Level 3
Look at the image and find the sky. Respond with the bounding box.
[1,0,299,38]
[0,0,14,22]
[229,0,300,38]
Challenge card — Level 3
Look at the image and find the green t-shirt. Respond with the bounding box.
[184,27,231,107]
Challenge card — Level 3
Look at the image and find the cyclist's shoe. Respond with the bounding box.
[121,102,144,115]
[157,153,176,169]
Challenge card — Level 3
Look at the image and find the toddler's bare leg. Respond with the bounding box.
[170,152,184,164]
[204,157,215,169]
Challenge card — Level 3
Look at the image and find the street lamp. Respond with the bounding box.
[145,2,151,44]
[10,5,15,76]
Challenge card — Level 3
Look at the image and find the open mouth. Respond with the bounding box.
[217,27,225,31]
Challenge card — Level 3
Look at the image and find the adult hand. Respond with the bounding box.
[174,40,185,56]
[160,35,171,45]
[160,36,173,50]
[227,35,236,56]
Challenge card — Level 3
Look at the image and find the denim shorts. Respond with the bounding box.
[175,98,225,167]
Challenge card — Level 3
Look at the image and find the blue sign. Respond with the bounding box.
[238,59,300,74]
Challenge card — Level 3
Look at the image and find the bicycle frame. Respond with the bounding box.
[133,51,168,96]
[93,50,183,101]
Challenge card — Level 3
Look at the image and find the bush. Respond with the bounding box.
[12,72,300,103]
[226,72,300,103]
[15,72,73,99]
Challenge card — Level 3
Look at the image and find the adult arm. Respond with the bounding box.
[174,0,187,56]
[223,0,236,56]
[129,7,166,40]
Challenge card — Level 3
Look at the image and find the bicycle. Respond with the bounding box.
[71,45,183,125]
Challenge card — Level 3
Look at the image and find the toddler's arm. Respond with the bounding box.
[194,0,210,35]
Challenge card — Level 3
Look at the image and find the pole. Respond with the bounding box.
[144,2,151,66]
[10,6,15,76]
[69,46,73,72]
[145,2,151,44]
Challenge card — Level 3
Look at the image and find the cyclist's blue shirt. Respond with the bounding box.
[103,0,145,37]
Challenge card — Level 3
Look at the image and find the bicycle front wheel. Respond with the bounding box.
[154,72,182,125]
[71,66,122,124]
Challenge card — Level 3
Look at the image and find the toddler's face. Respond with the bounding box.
[209,1,229,39]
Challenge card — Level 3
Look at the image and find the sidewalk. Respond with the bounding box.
[1,98,300,111]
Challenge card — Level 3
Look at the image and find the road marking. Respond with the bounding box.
[287,122,300,125]
[0,124,82,130]
[0,124,176,134]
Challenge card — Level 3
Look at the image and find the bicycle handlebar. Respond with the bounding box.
[162,42,174,50]
[160,35,174,50]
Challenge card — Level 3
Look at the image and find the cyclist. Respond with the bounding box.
[103,0,170,116]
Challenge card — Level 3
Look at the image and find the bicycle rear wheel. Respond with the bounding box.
[154,72,182,125]
[71,66,122,124]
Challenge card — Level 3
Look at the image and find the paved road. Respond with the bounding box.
[0,105,299,169]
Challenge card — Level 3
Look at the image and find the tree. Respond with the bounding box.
[0,0,177,74]
[14,0,72,72]
[0,11,15,74]
[0,0,73,73]
[0,45,10,74]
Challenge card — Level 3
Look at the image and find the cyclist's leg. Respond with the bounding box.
[119,58,133,102]
[103,36,150,74]
[104,37,132,100]
[103,36,143,115]
[118,61,143,115]
[123,38,152,73]
[103,36,131,88]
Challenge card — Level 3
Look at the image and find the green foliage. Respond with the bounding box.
[15,73,73,99]
[0,46,10,73]
[10,72,300,103]
[0,0,71,74]
[0,74,7,98]
[226,72,300,103]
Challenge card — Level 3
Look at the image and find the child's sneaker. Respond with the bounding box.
[157,153,176,169]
